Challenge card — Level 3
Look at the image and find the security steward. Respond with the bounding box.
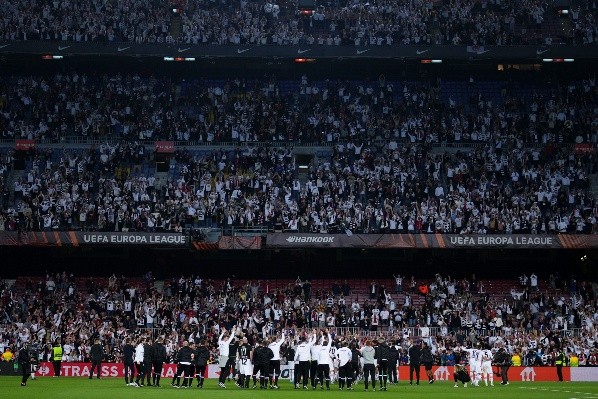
[52,341,63,377]
[555,348,567,382]
[151,337,167,387]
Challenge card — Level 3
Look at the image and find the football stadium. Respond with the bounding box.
[0,0,597,397]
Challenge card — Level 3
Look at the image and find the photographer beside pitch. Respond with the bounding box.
[494,347,511,385]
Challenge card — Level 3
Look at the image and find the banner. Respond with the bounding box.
[155,141,175,153]
[15,139,35,151]
[34,362,581,382]
[266,233,598,249]
[406,365,571,382]
[571,367,598,382]
[1,231,597,249]
[0,231,188,247]
[35,362,219,378]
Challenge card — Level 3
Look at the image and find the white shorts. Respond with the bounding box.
[218,355,229,368]
[469,363,481,373]
[240,360,253,376]
[481,362,492,374]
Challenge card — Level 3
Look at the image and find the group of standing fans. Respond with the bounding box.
[5,271,596,389]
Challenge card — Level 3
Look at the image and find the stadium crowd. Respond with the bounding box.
[1,138,597,235]
[0,71,596,234]
[0,73,596,144]
[0,272,596,374]
[0,0,596,46]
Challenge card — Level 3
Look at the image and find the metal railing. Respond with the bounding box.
[133,325,587,342]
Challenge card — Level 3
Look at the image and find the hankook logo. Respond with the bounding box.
[285,236,334,243]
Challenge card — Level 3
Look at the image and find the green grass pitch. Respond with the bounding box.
[2,377,598,398]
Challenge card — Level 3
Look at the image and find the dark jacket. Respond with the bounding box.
[143,343,152,363]
[151,342,167,363]
[408,345,422,365]
[195,345,210,366]
[123,344,135,364]
[177,346,194,363]
[495,350,511,366]
[420,346,434,364]
[388,345,399,365]
[253,346,274,365]
[18,348,30,365]
[375,343,390,361]
[351,347,361,364]
[90,344,104,362]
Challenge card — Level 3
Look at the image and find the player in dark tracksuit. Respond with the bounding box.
[375,339,390,391]
[89,340,104,379]
[171,341,194,388]
[18,344,32,386]
[350,343,361,383]
[143,339,153,386]
[123,338,135,385]
[252,340,274,389]
[408,341,422,385]
[194,341,210,388]
[151,338,167,387]
[388,343,399,384]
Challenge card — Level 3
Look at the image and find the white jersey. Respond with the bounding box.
[268,333,285,361]
[481,349,493,374]
[329,347,338,368]
[218,331,234,357]
[317,335,332,366]
[481,349,493,363]
[337,347,352,367]
[134,343,144,363]
[465,348,482,366]
[310,343,322,363]
[295,336,315,362]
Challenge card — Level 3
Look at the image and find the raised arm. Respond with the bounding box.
[277,331,286,345]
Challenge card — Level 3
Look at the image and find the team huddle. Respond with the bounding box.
[121,328,511,390]
[456,343,500,387]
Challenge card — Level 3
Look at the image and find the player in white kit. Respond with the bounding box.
[481,348,494,386]
[464,344,482,386]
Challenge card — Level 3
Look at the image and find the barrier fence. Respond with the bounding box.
[139,326,586,342]
[16,362,595,382]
